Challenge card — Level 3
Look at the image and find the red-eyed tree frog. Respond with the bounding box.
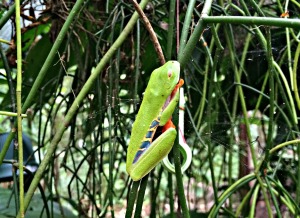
[126,60,184,181]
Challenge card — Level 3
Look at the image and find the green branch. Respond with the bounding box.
[203,16,300,28]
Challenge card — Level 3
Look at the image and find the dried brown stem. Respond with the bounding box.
[131,0,165,65]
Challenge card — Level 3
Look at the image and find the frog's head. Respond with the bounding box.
[157,61,184,112]
[151,60,181,95]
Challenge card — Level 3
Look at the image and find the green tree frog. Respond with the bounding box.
[126,61,184,181]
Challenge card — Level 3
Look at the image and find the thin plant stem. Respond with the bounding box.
[166,0,176,60]
[206,53,218,203]
[272,61,297,124]
[14,0,24,216]
[264,27,275,167]
[270,139,300,154]
[195,40,209,130]
[125,181,140,218]
[249,0,266,17]
[285,28,293,90]
[293,42,300,109]
[228,85,239,210]
[131,0,165,64]
[265,177,282,218]
[210,25,224,50]
[235,184,256,216]
[108,106,115,218]
[167,173,175,218]
[208,174,256,218]
[0,111,27,117]
[253,72,269,116]
[173,107,190,218]
[134,19,140,109]
[0,39,11,44]
[268,176,300,214]
[291,0,300,7]
[134,174,149,218]
[249,185,260,217]
[178,0,196,55]
[203,16,300,28]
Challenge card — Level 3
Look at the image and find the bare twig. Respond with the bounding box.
[130,0,165,64]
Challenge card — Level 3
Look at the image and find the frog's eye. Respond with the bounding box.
[168,70,172,78]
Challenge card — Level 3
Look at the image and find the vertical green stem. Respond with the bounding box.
[293,42,300,109]
[173,107,190,218]
[283,0,293,91]
[165,1,175,208]
[264,28,274,165]
[285,28,293,90]
[206,61,218,203]
[166,0,176,60]
[108,106,115,218]
[178,0,196,55]
[265,177,282,218]
[293,42,300,206]
[134,20,140,109]
[125,181,140,218]
[14,0,24,216]
[167,173,175,218]
[134,175,149,218]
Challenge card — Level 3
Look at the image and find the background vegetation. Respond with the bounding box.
[0,0,300,217]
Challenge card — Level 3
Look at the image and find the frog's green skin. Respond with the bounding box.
[126,61,182,181]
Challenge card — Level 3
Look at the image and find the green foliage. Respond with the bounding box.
[0,0,300,217]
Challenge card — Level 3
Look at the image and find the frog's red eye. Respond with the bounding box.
[168,70,172,78]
